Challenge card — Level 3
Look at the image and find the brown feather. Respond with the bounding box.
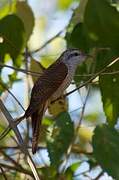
[25,61,68,118]
[19,49,85,154]
[32,104,45,154]
[24,60,68,154]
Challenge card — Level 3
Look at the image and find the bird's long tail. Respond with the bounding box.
[31,104,45,154]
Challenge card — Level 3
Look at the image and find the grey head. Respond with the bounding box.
[60,48,87,67]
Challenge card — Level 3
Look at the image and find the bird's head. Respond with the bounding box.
[61,48,87,67]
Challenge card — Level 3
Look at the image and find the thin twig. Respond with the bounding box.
[62,58,96,172]
[1,60,119,79]
[83,173,92,179]
[0,145,45,150]
[0,126,11,141]
[0,150,29,174]
[74,70,119,76]
[0,163,34,177]
[0,24,66,61]
[1,83,25,112]
[0,99,23,144]
[61,87,91,172]
[1,56,119,144]
[0,63,42,77]
[78,87,90,126]
[30,28,65,54]
[64,56,119,98]
[0,82,25,141]
[0,99,40,180]
[95,171,104,180]
[0,165,8,180]
[1,56,119,140]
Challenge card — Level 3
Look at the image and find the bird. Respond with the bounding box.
[23,48,87,154]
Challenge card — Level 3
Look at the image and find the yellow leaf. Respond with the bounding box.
[40,55,55,68]
[78,125,94,142]
[48,96,68,117]
[72,125,94,153]
[30,58,45,83]
[58,0,73,10]
[16,1,35,41]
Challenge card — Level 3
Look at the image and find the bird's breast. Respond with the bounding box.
[50,67,75,101]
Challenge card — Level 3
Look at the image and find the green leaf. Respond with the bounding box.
[0,14,25,65]
[84,0,119,50]
[94,49,117,72]
[93,124,119,179]
[42,117,54,126]
[99,61,119,126]
[47,112,74,168]
[0,0,16,19]
[67,23,90,52]
[71,0,88,24]
[8,71,21,85]
[40,55,55,68]
[65,162,81,180]
[74,62,88,85]
[57,0,73,10]
[40,166,57,179]
[66,0,89,51]
[16,1,34,41]
[66,0,119,70]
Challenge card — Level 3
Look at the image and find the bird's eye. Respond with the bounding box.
[74,52,79,56]
[68,52,79,59]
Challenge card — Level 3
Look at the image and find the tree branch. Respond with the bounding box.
[64,56,119,97]
[30,28,65,54]
[0,165,8,180]
[0,63,42,77]
[0,149,23,168]
[0,163,33,177]
[0,99,40,180]
[0,145,46,150]
[1,83,25,112]
[0,126,11,141]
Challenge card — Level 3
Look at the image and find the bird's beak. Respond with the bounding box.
[80,52,93,59]
[82,53,93,59]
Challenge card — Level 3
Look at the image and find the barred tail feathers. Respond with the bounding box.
[32,104,45,154]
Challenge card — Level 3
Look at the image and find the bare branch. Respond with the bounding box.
[0,99,40,180]
[30,28,65,54]
[0,163,34,177]
[1,83,25,112]
[0,125,11,141]
[64,56,119,97]
[0,145,46,150]
[95,171,104,180]
[0,150,26,172]
[74,70,119,77]
[61,87,91,172]
[0,63,42,77]
[2,56,119,139]
[0,165,8,180]
[78,86,90,126]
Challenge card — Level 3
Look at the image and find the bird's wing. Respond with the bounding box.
[25,61,68,117]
